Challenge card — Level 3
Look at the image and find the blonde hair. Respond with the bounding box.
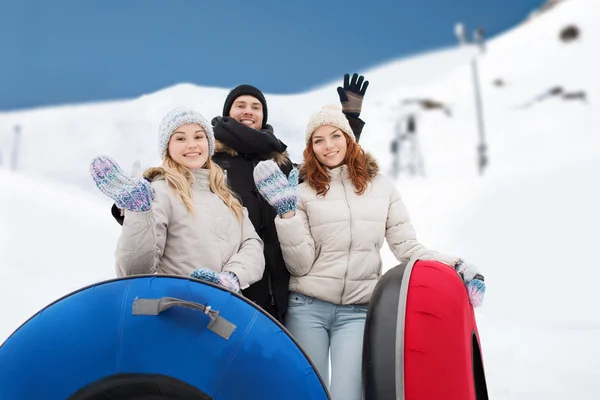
[162,156,244,223]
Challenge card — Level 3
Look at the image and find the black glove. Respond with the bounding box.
[337,73,369,118]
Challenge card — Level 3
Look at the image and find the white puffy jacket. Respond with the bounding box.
[275,154,459,305]
[115,167,265,289]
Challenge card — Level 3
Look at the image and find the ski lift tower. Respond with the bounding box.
[455,23,488,176]
[389,104,426,180]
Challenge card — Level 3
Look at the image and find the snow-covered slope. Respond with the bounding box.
[0,47,480,191]
[1,0,599,398]
[0,2,595,190]
[0,170,120,342]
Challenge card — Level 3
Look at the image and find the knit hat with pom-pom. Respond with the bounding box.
[157,107,215,160]
[304,105,355,144]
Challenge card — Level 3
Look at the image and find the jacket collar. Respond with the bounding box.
[327,164,346,181]
[191,168,210,189]
[142,166,210,190]
[298,152,380,182]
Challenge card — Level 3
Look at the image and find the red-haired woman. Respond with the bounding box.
[253,105,484,400]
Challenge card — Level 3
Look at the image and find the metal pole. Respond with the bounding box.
[471,57,488,175]
[455,23,488,175]
[472,28,488,175]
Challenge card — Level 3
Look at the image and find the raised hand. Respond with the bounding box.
[253,160,299,217]
[90,155,154,212]
[455,260,486,307]
[337,73,369,118]
[466,277,485,308]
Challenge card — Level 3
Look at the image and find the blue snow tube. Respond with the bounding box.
[0,275,330,400]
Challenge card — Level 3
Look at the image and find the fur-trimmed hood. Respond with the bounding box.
[141,166,211,186]
[298,152,380,182]
[214,139,291,167]
[142,166,166,182]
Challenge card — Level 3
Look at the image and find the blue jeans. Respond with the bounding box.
[285,292,367,400]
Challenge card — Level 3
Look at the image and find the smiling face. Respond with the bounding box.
[228,95,264,130]
[311,124,348,168]
[167,123,209,169]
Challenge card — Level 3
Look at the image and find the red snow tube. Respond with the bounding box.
[363,259,488,400]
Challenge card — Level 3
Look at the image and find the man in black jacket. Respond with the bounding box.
[111,73,369,324]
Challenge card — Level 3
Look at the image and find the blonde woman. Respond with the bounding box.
[89,107,265,292]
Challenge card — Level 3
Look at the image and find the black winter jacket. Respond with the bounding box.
[210,117,293,323]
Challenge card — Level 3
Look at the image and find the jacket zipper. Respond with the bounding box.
[339,166,353,304]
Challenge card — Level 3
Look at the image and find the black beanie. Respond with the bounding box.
[222,84,268,128]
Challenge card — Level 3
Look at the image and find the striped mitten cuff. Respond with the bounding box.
[190,268,240,293]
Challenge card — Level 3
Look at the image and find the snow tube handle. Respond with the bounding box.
[132,297,236,340]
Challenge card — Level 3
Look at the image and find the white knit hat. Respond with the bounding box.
[157,107,215,159]
[304,105,355,144]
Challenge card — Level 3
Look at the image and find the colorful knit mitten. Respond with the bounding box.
[190,268,241,293]
[253,160,299,217]
[337,73,369,118]
[89,155,154,212]
[455,260,486,308]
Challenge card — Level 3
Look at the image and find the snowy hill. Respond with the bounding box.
[0,1,597,189]
[0,43,479,191]
[0,170,121,341]
[1,0,599,398]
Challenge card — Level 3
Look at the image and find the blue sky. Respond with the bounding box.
[0,0,544,111]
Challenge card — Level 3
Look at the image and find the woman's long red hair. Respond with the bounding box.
[303,134,371,197]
